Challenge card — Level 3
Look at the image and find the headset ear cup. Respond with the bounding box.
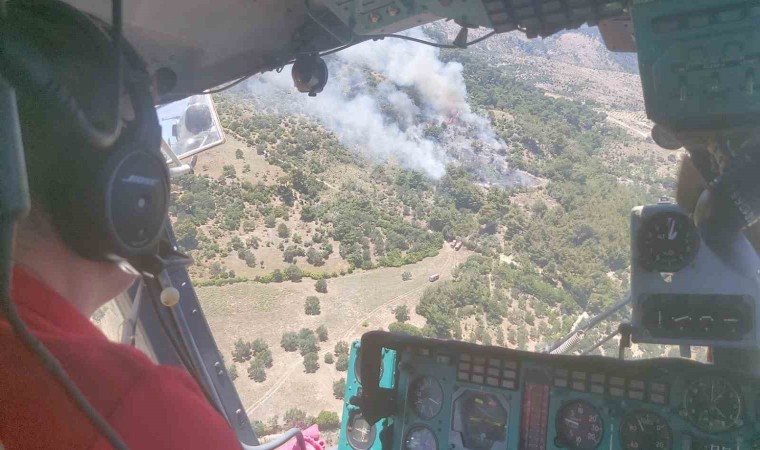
[51,144,169,261]
[101,146,169,258]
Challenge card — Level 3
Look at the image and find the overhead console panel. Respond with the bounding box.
[320,0,627,37]
[338,331,760,450]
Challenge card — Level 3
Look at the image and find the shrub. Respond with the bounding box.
[334,341,349,356]
[298,328,319,355]
[388,322,423,336]
[324,353,334,364]
[401,271,412,281]
[303,352,320,373]
[277,223,290,238]
[283,408,307,429]
[315,411,340,430]
[281,332,299,352]
[250,338,269,355]
[285,264,303,282]
[304,296,321,315]
[232,338,252,363]
[335,353,349,372]
[256,348,273,368]
[314,279,327,293]
[394,305,410,323]
[332,378,346,399]
[235,149,244,159]
[228,364,238,381]
[248,360,266,382]
[222,165,237,179]
[316,325,328,342]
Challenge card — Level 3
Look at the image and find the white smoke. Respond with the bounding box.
[244,28,530,184]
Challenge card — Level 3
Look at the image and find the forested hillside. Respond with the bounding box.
[169,25,680,433]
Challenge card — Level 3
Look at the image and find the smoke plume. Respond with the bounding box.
[245,28,533,185]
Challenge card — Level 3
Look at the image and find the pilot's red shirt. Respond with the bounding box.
[0,268,242,449]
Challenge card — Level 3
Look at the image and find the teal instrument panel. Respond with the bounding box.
[339,333,760,450]
[339,341,398,450]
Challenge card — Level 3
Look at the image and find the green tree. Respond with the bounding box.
[285,264,303,282]
[277,223,290,238]
[335,353,349,372]
[496,328,505,346]
[229,236,244,252]
[324,353,334,364]
[175,219,199,251]
[235,148,244,159]
[256,348,273,368]
[248,359,266,382]
[315,278,328,293]
[303,352,320,373]
[315,411,340,430]
[265,214,277,228]
[388,322,423,336]
[281,332,299,352]
[394,305,410,323]
[316,325,329,342]
[251,420,266,437]
[333,378,346,399]
[298,328,319,355]
[272,269,284,282]
[250,338,269,355]
[222,165,237,179]
[334,341,349,356]
[283,408,307,429]
[283,245,305,263]
[306,247,325,266]
[232,338,252,363]
[304,296,321,315]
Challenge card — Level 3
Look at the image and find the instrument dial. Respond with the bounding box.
[620,411,672,450]
[410,376,444,419]
[404,426,438,450]
[556,400,604,450]
[637,211,700,272]
[346,411,376,450]
[460,392,508,450]
[683,376,742,433]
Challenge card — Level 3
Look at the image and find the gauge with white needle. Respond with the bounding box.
[620,411,672,450]
[410,376,443,419]
[556,400,603,450]
[637,210,700,272]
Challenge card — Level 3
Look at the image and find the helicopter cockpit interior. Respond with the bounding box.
[3,1,760,450]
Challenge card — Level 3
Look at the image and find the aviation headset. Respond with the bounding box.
[0,0,170,266]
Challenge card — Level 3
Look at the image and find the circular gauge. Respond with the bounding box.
[346,411,376,450]
[404,426,438,450]
[683,376,742,433]
[410,376,444,419]
[620,411,672,450]
[354,348,383,385]
[556,400,604,450]
[637,211,700,272]
[460,392,508,450]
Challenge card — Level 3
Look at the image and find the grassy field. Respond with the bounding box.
[197,245,472,422]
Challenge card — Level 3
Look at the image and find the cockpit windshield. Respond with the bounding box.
[125,24,699,439]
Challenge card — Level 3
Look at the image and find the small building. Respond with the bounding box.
[454,241,463,251]
[428,274,440,282]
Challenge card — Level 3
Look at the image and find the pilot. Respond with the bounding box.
[0,6,241,450]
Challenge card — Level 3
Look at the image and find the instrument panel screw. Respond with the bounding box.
[387,6,400,16]
[369,12,381,23]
